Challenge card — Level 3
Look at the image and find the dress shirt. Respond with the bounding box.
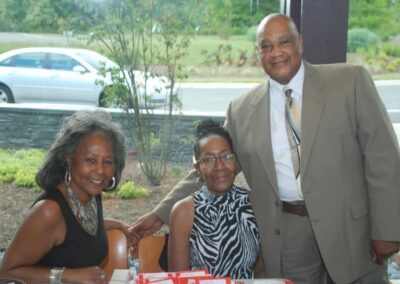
[269,62,304,201]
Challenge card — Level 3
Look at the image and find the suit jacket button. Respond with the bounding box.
[275,229,280,235]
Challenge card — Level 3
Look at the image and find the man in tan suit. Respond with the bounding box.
[130,13,400,283]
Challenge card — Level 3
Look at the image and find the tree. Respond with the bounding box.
[1,0,30,31]
[349,0,399,39]
[23,0,58,33]
[52,0,99,33]
[90,0,201,186]
[201,0,279,36]
[0,0,100,33]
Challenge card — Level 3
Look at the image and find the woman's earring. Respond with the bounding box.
[196,173,204,185]
[64,169,71,186]
[105,176,116,191]
[236,161,241,175]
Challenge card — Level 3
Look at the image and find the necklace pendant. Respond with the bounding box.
[67,186,98,236]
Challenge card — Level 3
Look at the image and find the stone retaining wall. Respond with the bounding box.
[0,104,224,162]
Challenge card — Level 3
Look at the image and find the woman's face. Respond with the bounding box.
[195,135,237,196]
[68,131,115,202]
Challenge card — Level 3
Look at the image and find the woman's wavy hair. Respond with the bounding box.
[36,109,126,191]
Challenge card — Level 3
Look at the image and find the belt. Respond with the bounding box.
[282,201,308,216]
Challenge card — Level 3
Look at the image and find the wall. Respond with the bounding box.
[0,104,224,162]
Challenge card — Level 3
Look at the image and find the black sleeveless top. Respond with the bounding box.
[35,189,108,268]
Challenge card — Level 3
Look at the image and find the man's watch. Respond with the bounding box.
[49,267,65,284]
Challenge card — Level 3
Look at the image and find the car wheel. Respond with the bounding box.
[0,84,15,103]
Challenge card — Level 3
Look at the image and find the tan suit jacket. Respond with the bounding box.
[154,61,400,283]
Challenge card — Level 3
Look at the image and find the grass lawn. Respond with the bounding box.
[1,33,400,82]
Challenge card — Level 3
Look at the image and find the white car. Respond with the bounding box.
[0,47,171,108]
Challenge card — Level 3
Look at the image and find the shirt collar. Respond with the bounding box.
[269,61,305,98]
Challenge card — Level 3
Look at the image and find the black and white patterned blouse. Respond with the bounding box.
[189,184,260,279]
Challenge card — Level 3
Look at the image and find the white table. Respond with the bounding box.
[109,271,293,284]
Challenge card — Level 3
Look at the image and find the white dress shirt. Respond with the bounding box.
[269,62,304,201]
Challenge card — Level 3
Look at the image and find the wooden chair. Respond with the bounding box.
[100,229,128,277]
[0,278,26,284]
[138,235,168,273]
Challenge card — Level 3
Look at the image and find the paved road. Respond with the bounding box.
[0,32,78,45]
[178,81,400,123]
[178,83,257,114]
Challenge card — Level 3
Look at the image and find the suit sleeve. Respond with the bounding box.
[153,170,201,224]
[355,66,400,241]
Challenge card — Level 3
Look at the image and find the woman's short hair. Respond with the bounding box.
[193,119,234,159]
[36,109,126,191]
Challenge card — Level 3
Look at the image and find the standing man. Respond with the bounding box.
[130,13,400,283]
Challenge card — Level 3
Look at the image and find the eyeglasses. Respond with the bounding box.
[197,153,236,167]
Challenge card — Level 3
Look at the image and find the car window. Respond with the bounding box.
[2,53,46,69]
[49,53,86,71]
[0,57,14,66]
[75,51,117,70]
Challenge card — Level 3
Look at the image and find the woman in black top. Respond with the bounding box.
[0,110,130,283]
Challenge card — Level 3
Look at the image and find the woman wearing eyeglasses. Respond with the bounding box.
[168,119,266,278]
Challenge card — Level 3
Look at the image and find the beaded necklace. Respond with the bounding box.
[67,186,98,236]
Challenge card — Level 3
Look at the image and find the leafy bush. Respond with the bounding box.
[0,165,18,184]
[102,191,115,199]
[347,28,379,52]
[381,43,400,57]
[0,149,17,183]
[171,166,183,176]
[385,58,400,72]
[13,168,38,189]
[0,149,45,187]
[117,182,150,199]
[246,26,258,42]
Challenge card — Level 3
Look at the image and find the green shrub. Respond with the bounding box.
[381,43,400,57]
[0,165,19,184]
[13,168,38,188]
[117,182,150,199]
[246,26,258,42]
[0,148,45,187]
[171,166,183,176]
[386,62,398,72]
[102,191,115,199]
[347,28,379,52]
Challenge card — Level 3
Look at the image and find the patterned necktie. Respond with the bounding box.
[284,87,301,178]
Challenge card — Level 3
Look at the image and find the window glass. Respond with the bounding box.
[9,53,46,69]
[75,50,117,70]
[49,53,85,71]
[0,56,14,66]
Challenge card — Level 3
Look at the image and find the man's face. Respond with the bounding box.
[257,16,303,85]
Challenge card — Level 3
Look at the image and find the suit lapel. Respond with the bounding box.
[301,62,327,177]
[249,81,279,197]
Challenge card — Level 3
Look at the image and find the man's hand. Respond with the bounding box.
[128,212,164,245]
[371,240,400,265]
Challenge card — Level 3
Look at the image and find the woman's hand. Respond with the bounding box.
[62,266,110,284]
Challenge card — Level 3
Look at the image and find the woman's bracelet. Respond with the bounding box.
[49,267,65,284]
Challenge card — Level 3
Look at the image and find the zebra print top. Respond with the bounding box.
[189,185,260,279]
